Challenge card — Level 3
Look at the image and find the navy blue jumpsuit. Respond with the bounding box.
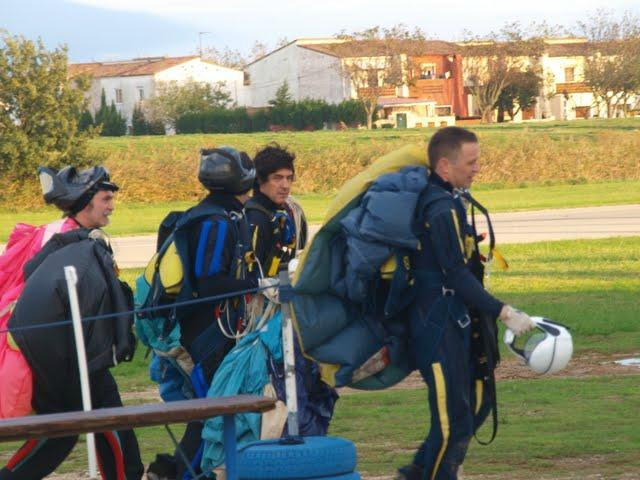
[409,173,503,480]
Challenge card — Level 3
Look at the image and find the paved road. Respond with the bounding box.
[25,204,640,268]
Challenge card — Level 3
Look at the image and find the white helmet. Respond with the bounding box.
[504,317,573,374]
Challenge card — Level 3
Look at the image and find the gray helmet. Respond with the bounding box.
[38,165,119,214]
[198,147,255,194]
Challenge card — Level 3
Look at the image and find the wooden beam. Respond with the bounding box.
[0,396,275,442]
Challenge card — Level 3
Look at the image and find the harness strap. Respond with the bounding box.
[459,192,500,445]
[207,219,227,276]
[246,200,295,275]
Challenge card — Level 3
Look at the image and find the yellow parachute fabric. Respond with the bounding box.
[293,144,427,287]
[291,144,427,386]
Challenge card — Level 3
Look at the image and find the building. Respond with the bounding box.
[463,37,639,122]
[246,38,465,127]
[245,38,347,107]
[69,56,248,128]
[538,38,602,120]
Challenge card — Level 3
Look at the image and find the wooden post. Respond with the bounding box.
[64,266,98,479]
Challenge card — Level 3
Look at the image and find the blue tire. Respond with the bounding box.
[316,473,361,480]
[237,436,357,479]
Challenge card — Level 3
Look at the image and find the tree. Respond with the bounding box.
[269,81,294,107]
[78,109,94,131]
[0,32,96,186]
[131,104,148,135]
[335,25,428,129]
[147,80,232,130]
[461,24,544,123]
[578,11,640,117]
[249,41,269,63]
[94,89,127,136]
[202,46,247,69]
[494,68,543,121]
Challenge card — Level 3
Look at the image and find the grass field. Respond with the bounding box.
[2,118,639,209]
[1,180,639,243]
[0,237,638,477]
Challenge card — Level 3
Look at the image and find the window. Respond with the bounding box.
[115,88,123,104]
[137,87,145,101]
[420,63,437,79]
[564,67,575,83]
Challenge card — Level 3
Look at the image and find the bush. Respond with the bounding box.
[177,108,253,134]
[175,99,370,134]
[131,104,148,135]
[147,119,166,136]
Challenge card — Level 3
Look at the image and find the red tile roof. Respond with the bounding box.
[300,40,459,58]
[68,56,200,78]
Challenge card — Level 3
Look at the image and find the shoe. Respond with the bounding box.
[146,453,177,480]
[396,463,424,480]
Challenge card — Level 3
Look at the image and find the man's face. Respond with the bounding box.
[446,142,480,190]
[259,168,294,205]
[78,190,115,228]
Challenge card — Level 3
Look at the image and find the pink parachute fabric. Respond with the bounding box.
[0,217,77,418]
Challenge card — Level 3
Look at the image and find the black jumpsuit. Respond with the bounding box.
[1,231,143,480]
[173,193,257,479]
[409,173,503,480]
[245,191,307,276]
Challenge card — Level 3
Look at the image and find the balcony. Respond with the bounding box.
[556,82,591,94]
[409,78,446,97]
[357,86,397,97]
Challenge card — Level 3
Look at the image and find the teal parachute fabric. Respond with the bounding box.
[291,156,431,389]
[200,312,283,471]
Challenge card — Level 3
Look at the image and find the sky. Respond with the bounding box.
[2,0,640,63]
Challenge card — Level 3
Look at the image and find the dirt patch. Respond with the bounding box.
[495,351,640,381]
[339,351,640,395]
[121,388,161,403]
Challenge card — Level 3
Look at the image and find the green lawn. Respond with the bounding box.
[1,236,638,478]
[332,375,640,478]
[1,180,639,243]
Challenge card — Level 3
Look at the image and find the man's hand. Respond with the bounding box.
[499,305,535,335]
[258,277,280,303]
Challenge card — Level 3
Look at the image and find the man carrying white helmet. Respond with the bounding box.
[398,127,535,480]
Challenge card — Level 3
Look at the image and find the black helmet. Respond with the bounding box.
[198,147,255,194]
[38,165,119,214]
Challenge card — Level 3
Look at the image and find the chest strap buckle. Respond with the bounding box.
[442,286,455,297]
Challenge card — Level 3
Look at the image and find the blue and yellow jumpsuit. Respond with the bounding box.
[409,172,503,480]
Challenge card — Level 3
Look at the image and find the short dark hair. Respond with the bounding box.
[253,143,295,185]
[427,126,478,170]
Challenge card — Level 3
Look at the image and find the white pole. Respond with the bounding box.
[278,271,299,436]
[64,266,98,479]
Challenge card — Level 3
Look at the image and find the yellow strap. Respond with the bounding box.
[318,362,340,388]
[491,247,509,271]
[7,332,20,352]
[450,209,467,263]
[251,224,259,251]
[267,257,281,277]
[430,362,450,480]
[475,379,483,415]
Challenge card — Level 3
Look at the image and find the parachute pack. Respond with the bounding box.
[290,144,433,389]
[134,203,244,356]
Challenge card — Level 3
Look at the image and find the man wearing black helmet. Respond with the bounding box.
[39,165,119,229]
[0,165,144,480]
[147,147,261,480]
